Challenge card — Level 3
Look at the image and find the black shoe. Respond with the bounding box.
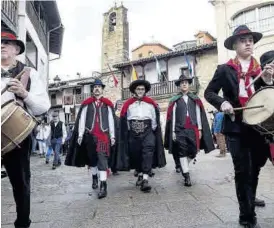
[254,198,265,207]
[98,181,107,199]
[92,175,98,189]
[239,219,248,226]
[57,162,61,167]
[112,171,119,176]
[45,160,49,164]
[148,170,155,177]
[184,172,192,187]
[136,175,143,186]
[1,170,7,179]
[52,165,56,170]
[243,222,261,228]
[140,179,151,193]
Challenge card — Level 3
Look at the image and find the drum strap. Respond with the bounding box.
[16,67,31,107]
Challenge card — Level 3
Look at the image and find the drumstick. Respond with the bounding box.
[246,60,274,90]
[233,105,264,111]
[1,69,26,95]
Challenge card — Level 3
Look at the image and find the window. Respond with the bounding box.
[231,4,274,33]
[51,94,57,105]
[138,53,143,58]
[180,67,190,78]
[159,71,168,82]
[25,33,37,69]
[74,88,82,94]
[109,12,116,32]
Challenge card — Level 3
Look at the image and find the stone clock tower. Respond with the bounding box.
[101,3,129,73]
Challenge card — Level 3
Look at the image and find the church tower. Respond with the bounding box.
[101,3,129,73]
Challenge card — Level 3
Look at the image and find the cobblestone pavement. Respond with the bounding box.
[2,150,274,228]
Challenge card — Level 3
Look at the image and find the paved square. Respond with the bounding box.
[2,150,274,228]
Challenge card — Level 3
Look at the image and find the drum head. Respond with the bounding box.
[243,87,274,125]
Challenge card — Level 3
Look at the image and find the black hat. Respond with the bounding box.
[1,27,25,55]
[175,74,193,86]
[129,79,151,93]
[93,78,105,88]
[260,51,274,68]
[224,25,262,50]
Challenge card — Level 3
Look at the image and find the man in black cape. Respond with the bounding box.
[164,74,214,186]
[65,79,116,199]
[116,79,166,192]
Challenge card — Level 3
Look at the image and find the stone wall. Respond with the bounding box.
[195,49,218,112]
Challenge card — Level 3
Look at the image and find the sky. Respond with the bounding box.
[49,0,216,81]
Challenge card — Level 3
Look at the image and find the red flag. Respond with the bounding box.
[106,62,119,87]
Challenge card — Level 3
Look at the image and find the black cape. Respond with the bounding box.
[116,97,166,171]
[65,98,117,167]
[164,93,215,156]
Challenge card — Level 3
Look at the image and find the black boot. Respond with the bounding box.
[136,175,143,186]
[98,181,107,199]
[254,198,265,207]
[183,172,192,187]
[140,179,151,193]
[92,175,98,189]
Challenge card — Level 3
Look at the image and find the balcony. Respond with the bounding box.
[1,0,18,32]
[75,93,91,104]
[26,1,47,51]
[122,79,199,100]
[122,80,178,100]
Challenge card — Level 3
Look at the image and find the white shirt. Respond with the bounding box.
[172,95,202,132]
[127,101,157,130]
[1,67,50,116]
[78,104,115,139]
[36,125,51,140]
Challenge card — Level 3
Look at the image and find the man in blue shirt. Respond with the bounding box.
[213,112,227,157]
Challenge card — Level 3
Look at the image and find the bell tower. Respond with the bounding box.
[101,3,129,73]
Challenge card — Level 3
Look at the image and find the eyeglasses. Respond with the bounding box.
[136,88,145,91]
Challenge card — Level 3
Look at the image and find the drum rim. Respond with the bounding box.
[243,86,274,125]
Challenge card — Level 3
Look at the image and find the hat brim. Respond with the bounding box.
[92,83,105,89]
[261,56,274,68]
[224,32,262,50]
[175,78,193,86]
[129,80,151,93]
[1,38,25,54]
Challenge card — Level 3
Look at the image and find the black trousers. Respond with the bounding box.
[2,137,31,228]
[129,130,155,174]
[176,128,197,159]
[171,143,181,169]
[84,134,108,171]
[226,128,268,223]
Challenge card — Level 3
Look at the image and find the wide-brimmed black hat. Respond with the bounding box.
[175,74,193,86]
[224,25,262,50]
[1,27,25,55]
[260,51,274,68]
[129,79,151,93]
[93,78,105,88]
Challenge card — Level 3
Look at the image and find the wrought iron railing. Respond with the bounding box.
[122,80,180,100]
[1,0,18,31]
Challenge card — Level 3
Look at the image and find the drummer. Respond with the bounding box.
[204,25,273,228]
[1,28,50,228]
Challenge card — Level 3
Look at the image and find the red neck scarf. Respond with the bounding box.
[227,57,261,106]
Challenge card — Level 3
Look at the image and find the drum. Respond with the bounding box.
[243,86,274,136]
[1,100,37,156]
